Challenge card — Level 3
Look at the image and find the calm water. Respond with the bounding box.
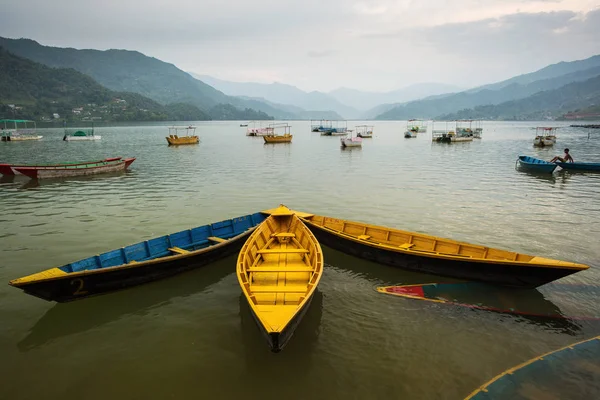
[1,121,599,399]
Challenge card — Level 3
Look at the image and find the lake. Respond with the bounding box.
[1,120,599,399]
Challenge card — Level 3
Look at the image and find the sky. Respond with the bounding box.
[1,0,600,92]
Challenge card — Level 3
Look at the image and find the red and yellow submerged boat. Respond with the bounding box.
[237,205,323,352]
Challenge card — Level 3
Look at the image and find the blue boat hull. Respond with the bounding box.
[10,212,266,302]
[517,156,557,173]
[555,161,600,171]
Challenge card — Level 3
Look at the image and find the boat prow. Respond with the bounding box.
[237,205,323,352]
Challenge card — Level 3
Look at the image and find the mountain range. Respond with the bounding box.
[1,35,599,122]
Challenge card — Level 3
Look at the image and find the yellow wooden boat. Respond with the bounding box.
[237,205,323,352]
[263,133,292,143]
[301,215,589,288]
[166,126,199,145]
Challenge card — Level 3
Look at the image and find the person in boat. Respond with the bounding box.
[550,148,574,163]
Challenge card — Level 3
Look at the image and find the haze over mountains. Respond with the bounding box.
[1,36,599,122]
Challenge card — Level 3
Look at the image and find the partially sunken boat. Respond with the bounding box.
[237,205,323,352]
[14,157,135,179]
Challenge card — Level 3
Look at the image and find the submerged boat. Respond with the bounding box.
[466,335,600,399]
[9,212,267,302]
[166,126,199,145]
[0,119,42,141]
[516,155,558,174]
[300,214,589,288]
[237,205,323,352]
[0,158,122,176]
[14,157,135,179]
[263,123,292,143]
[63,125,101,141]
[356,125,373,138]
[555,161,600,172]
[533,127,557,147]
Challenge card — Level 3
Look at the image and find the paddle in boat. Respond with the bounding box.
[340,130,362,148]
[555,161,600,172]
[63,124,101,141]
[356,125,373,138]
[13,157,135,179]
[466,335,600,400]
[237,205,323,352]
[300,214,589,288]
[377,282,600,321]
[0,158,122,176]
[166,126,199,145]
[263,123,293,143]
[0,119,42,141]
[516,155,558,174]
[533,126,557,147]
[9,212,267,302]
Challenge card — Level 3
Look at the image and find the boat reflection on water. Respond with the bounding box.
[18,255,236,351]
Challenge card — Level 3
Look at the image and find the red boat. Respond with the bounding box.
[13,157,135,179]
[0,157,123,176]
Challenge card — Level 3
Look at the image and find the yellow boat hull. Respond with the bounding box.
[301,214,589,288]
[166,135,199,145]
[237,205,323,352]
[263,134,292,143]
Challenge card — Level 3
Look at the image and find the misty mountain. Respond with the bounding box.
[329,83,464,112]
[376,56,600,120]
[439,75,600,121]
[195,74,359,118]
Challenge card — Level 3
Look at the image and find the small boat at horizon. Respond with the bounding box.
[166,126,199,145]
[237,205,323,352]
[13,157,135,179]
[516,155,558,174]
[300,213,589,288]
[10,212,266,302]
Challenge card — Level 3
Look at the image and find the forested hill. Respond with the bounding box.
[438,75,600,121]
[0,47,210,121]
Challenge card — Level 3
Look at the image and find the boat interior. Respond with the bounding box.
[305,215,541,263]
[239,210,321,330]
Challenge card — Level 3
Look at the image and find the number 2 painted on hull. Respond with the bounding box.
[71,278,89,296]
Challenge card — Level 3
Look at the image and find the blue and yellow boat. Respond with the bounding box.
[9,212,266,302]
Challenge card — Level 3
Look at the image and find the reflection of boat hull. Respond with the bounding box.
[10,212,266,302]
[466,336,600,400]
[263,134,292,143]
[14,158,135,179]
[166,135,199,145]
[517,156,557,173]
[555,161,600,172]
[302,215,588,288]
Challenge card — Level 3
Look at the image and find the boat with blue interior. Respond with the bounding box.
[516,155,558,173]
[9,212,267,302]
[555,161,600,172]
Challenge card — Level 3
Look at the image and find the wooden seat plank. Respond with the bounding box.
[169,247,190,254]
[256,248,309,254]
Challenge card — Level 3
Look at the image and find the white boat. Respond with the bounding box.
[316,120,348,135]
[340,131,362,148]
[63,126,101,141]
[432,121,472,143]
[246,121,274,136]
[456,120,483,139]
[533,127,557,147]
[0,119,42,141]
[356,125,373,138]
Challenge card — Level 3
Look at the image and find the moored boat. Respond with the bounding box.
[516,155,558,173]
[63,125,101,141]
[166,126,199,145]
[340,130,362,148]
[1,119,42,141]
[0,157,122,176]
[14,157,135,179]
[404,119,427,137]
[263,123,293,143]
[555,161,600,172]
[533,127,557,147]
[9,212,267,302]
[300,214,589,288]
[237,205,323,352]
[466,335,600,399]
[456,120,482,139]
[356,125,373,138]
[246,121,274,136]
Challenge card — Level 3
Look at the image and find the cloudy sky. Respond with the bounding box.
[1,0,599,92]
